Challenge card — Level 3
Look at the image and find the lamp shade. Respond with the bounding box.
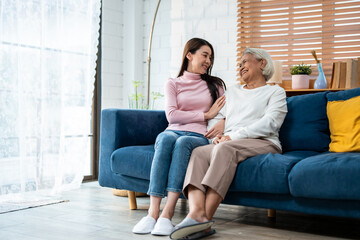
[268,60,283,84]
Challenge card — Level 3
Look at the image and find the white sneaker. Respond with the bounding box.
[151,217,174,236]
[132,216,156,234]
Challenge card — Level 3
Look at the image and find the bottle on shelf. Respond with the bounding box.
[314,63,327,89]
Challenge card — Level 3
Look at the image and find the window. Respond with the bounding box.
[0,0,101,197]
[236,0,360,82]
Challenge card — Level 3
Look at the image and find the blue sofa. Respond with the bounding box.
[99,88,360,219]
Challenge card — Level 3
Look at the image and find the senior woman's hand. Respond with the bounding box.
[205,118,225,139]
[204,95,226,120]
[213,135,232,144]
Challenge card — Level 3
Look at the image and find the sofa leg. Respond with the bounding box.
[112,189,129,197]
[267,209,276,218]
[128,191,137,210]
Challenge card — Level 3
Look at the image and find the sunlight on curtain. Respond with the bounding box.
[0,0,101,202]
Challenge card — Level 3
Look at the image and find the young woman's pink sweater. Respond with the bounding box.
[164,71,224,135]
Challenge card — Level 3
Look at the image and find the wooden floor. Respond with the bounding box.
[0,181,359,240]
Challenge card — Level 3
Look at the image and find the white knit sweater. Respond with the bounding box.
[207,84,287,150]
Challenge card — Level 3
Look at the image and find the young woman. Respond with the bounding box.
[132,38,226,236]
[170,48,288,240]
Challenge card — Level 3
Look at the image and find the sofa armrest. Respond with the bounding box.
[98,109,167,187]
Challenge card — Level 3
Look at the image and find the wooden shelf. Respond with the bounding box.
[285,88,347,97]
[277,79,348,96]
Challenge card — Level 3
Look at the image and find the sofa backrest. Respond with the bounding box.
[279,92,331,153]
[123,109,168,146]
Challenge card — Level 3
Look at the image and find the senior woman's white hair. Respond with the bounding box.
[243,48,274,81]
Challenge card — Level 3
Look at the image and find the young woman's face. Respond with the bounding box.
[239,53,264,81]
[186,45,212,74]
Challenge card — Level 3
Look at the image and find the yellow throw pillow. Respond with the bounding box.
[327,95,360,152]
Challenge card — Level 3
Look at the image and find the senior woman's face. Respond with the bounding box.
[239,53,263,81]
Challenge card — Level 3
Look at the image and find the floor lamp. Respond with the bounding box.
[146,0,162,106]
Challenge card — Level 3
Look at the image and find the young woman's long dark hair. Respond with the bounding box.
[177,38,226,104]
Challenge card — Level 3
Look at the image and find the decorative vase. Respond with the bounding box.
[292,75,310,89]
[314,63,327,89]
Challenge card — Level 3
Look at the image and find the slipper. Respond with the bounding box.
[170,217,214,240]
[132,215,156,234]
[180,229,216,240]
[151,217,174,236]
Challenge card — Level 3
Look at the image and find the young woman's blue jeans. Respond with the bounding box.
[147,130,209,197]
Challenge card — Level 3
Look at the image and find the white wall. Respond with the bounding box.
[101,0,124,109]
[101,0,237,110]
[123,0,144,109]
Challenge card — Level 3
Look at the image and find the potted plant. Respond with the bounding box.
[128,81,164,110]
[290,63,312,89]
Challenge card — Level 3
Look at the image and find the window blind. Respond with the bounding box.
[237,0,360,82]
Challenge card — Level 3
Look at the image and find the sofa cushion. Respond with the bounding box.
[111,145,154,180]
[289,152,360,200]
[326,88,360,152]
[228,151,320,194]
[279,92,330,152]
[327,87,360,102]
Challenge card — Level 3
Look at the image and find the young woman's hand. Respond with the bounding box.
[204,95,226,120]
[213,135,232,144]
[205,118,225,139]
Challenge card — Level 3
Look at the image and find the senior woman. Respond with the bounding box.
[170,48,288,240]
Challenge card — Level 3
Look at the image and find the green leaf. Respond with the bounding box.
[290,63,312,75]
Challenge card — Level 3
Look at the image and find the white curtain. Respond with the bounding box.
[0,0,101,202]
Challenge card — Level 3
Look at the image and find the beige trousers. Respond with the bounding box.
[182,138,281,200]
